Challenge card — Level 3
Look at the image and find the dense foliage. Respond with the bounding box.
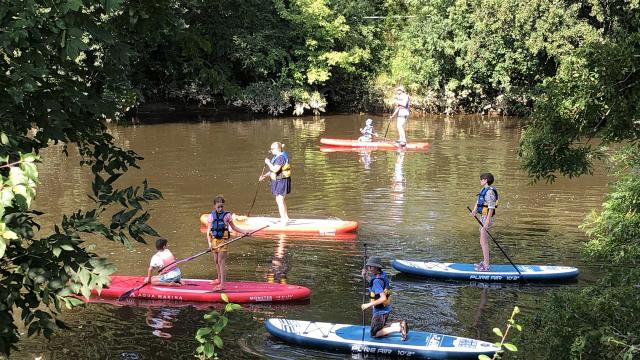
[0,0,163,355]
[515,0,640,357]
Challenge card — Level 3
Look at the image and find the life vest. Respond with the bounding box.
[210,211,230,239]
[369,272,391,309]
[476,186,498,217]
[271,152,291,180]
[398,94,410,116]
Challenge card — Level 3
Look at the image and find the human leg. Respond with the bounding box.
[396,116,407,144]
[213,251,227,290]
[275,194,289,224]
[478,216,492,270]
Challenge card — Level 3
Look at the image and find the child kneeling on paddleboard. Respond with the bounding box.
[145,238,183,286]
[358,118,378,142]
[361,256,408,341]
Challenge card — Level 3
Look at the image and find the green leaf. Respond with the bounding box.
[52,247,62,258]
[504,343,518,352]
[213,335,223,348]
[196,327,212,337]
[220,293,229,303]
[478,355,492,360]
[0,238,6,258]
[0,133,8,145]
[493,327,504,337]
[515,324,522,331]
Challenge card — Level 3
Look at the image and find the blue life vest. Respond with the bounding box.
[210,211,230,239]
[271,152,291,179]
[476,186,498,216]
[369,272,391,309]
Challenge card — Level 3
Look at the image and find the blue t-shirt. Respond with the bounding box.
[370,275,391,316]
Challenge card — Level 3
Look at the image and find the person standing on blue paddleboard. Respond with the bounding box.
[206,195,247,291]
[259,142,291,226]
[389,86,410,146]
[470,173,498,272]
[361,256,408,341]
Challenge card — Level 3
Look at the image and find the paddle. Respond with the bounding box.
[361,243,368,342]
[117,225,270,301]
[466,206,522,276]
[383,117,392,140]
[246,164,267,216]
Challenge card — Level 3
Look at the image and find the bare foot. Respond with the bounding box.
[210,279,221,285]
[212,284,225,292]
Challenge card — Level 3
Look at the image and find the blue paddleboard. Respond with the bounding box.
[392,260,579,282]
[265,318,498,359]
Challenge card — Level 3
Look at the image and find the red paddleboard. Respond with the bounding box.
[92,276,311,303]
[199,215,358,236]
[320,138,430,151]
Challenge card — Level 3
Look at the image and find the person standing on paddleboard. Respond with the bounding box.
[145,238,183,286]
[259,142,291,226]
[361,256,408,341]
[470,173,498,272]
[389,86,410,147]
[206,195,247,291]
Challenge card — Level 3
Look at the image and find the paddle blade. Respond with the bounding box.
[117,289,136,301]
[117,283,146,301]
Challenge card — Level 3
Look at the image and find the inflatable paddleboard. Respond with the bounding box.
[93,276,311,303]
[320,138,430,151]
[200,215,358,236]
[265,319,498,359]
[392,260,580,282]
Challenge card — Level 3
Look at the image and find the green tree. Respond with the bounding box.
[517,0,640,357]
[0,0,164,355]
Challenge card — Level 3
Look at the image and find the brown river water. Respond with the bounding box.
[14,114,608,359]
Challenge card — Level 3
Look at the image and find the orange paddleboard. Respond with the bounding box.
[200,214,358,236]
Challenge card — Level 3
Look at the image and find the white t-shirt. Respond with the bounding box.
[150,249,171,268]
[396,93,410,117]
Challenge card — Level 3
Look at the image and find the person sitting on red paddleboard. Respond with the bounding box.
[358,118,378,142]
[470,172,498,272]
[259,142,291,226]
[361,256,408,341]
[145,238,183,286]
[206,195,247,291]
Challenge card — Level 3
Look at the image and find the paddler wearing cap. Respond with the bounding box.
[389,86,410,146]
[361,256,408,341]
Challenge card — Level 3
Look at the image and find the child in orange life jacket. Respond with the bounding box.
[470,172,498,271]
[361,256,408,341]
[145,238,183,286]
[206,195,246,291]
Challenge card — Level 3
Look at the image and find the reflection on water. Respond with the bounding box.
[146,308,180,339]
[13,114,609,359]
[267,236,290,284]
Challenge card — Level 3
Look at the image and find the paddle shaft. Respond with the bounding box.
[466,206,522,276]
[361,243,368,342]
[383,117,392,140]
[159,224,270,273]
[118,225,269,301]
[246,164,267,216]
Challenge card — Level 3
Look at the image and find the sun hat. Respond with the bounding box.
[366,118,373,125]
[395,86,405,92]
[366,256,384,269]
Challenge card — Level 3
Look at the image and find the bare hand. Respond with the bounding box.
[361,303,369,311]
[264,158,271,165]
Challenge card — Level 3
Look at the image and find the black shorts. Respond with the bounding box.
[370,312,390,337]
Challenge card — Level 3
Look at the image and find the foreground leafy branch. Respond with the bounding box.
[194,293,242,360]
[479,306,522,360]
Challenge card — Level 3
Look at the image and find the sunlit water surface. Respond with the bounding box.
[14,114,608,359]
